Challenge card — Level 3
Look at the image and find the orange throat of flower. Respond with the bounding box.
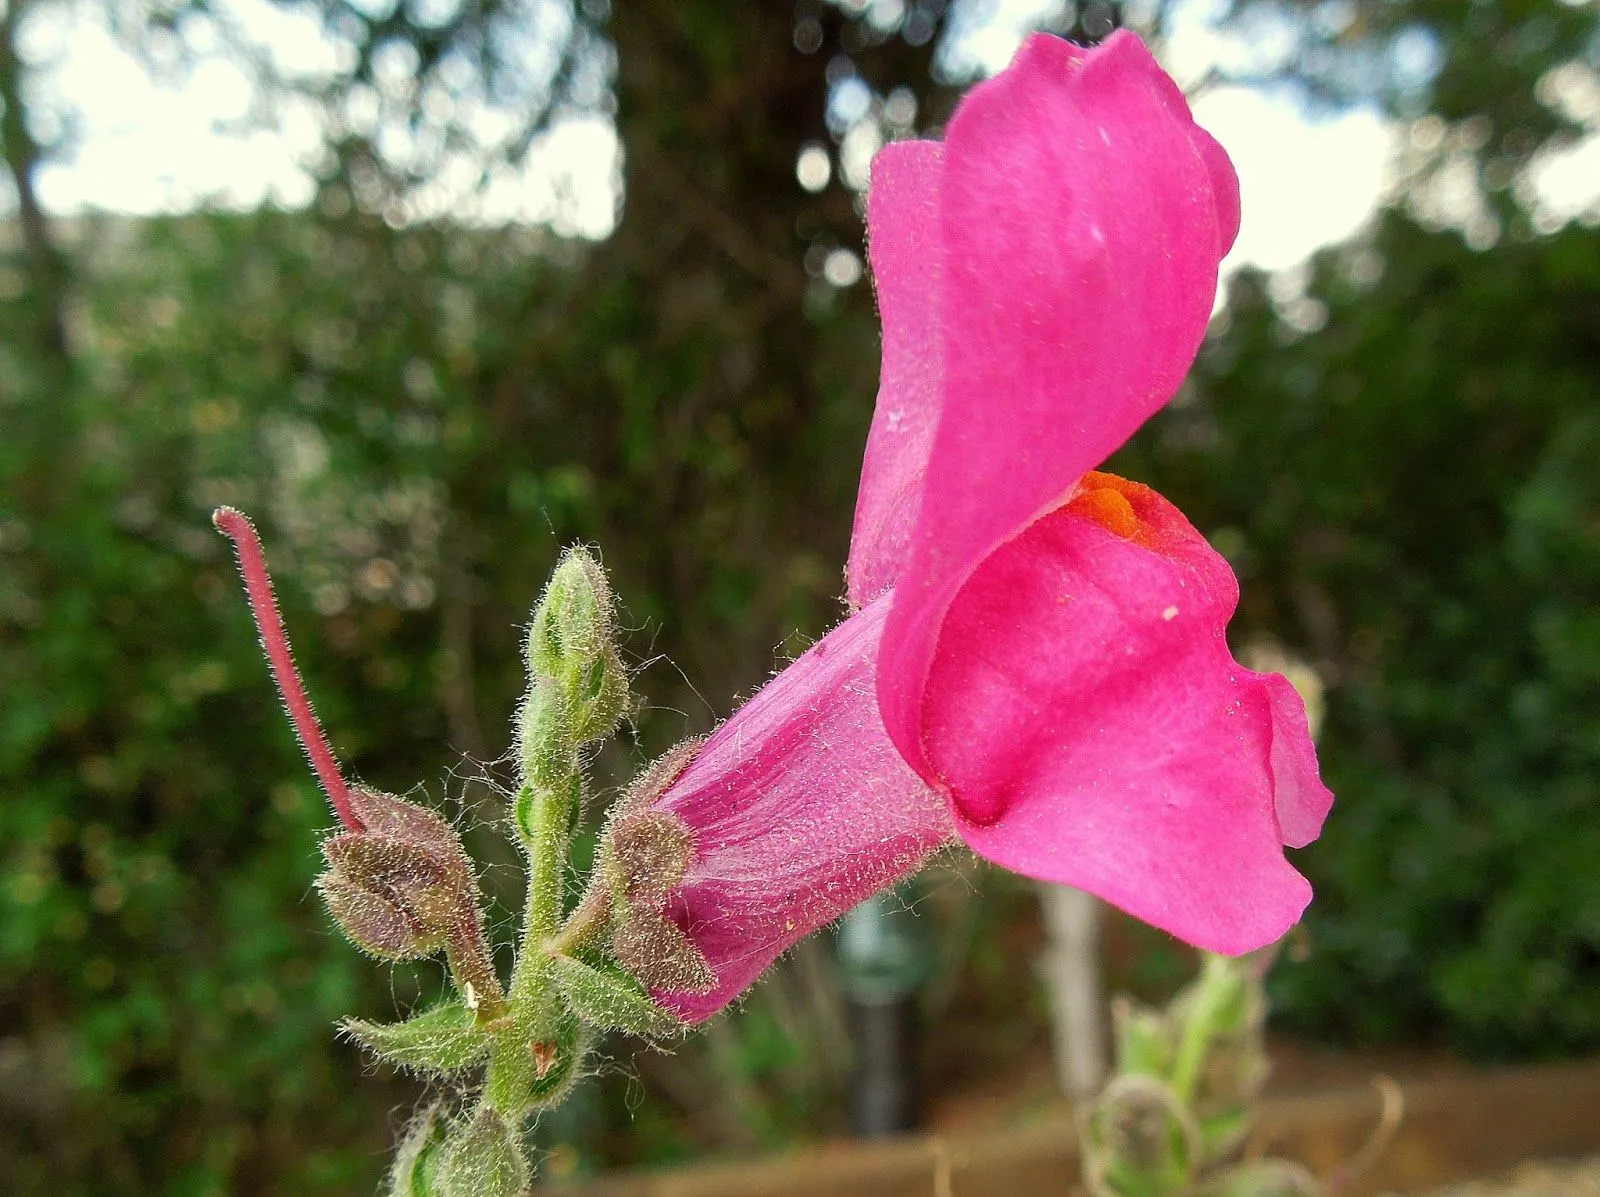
[1064,470,1160,549]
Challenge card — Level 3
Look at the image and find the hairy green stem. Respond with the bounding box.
[1170,953,1233,1105]
[547,883,611,957]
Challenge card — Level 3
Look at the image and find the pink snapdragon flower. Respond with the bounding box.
[624,30,1332,1023]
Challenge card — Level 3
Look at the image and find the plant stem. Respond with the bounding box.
[508,782,573,1006]
[1169,952,1233,1106]
[547,883,611,957]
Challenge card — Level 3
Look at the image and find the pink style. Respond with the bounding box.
[641,30,1333,1023]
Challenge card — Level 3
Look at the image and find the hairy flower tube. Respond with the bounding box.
[596,30,1333,1022]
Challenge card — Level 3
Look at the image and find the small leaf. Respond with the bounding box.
[344,1000,489,1075]
[552,953,683,1038]
[388,1103,446,1197]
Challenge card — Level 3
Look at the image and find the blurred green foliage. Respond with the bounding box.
[1,0,1598,1193]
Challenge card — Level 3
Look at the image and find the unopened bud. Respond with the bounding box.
[387,1103,445,1197]
[1080,1075,1198,1197]
[529,548,611,672]
[525,547,629,749]
[436,1107,529,1197]
[1193,1160,1320,1197]
[571,646,628,743]
[1112,996,1176,1078]
[517,680,576,791]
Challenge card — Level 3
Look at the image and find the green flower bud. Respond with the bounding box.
[528,548,612,675]
[524,547,630,753]
[516,681,576,793]
[1112,996,1177,1078]
[1193,1160,1321,1197]
[436,1107,530,1197]
[1080,1075,1199,1197]
[570,646,629,743]
[1169,952,1270,1161]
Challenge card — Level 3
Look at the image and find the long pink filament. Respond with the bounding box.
[213,506,363,832]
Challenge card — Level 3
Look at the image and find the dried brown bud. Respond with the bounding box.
[317,787,504,1014]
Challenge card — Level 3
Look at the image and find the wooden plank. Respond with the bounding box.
[552,1059,1600,1196]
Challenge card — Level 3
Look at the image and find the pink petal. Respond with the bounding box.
[923,476,1326,954]
[847,139,948,609]
[650,594,953,1023]
[1257,670,1333,849]
[876,31,1240,781]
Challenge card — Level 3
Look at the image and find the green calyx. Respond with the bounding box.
[550,952,683,1039]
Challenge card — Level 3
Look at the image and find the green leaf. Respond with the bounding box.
[343,1000,490,1075]
[551,952,683,1038]
[1197,1106,1252,1166]
[387,1103,446,1197]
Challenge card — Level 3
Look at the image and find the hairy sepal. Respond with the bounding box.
[551,953,682,1038]
[343,1000,490,1076]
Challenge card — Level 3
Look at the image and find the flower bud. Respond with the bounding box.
[516,680,576,793]
[436,1107,529,1197]
[525,547,629,748]
[1193,1160,1320,1197]
[317,787,505,1015]
[1080,1075,1198,1197]
[528,548,611,674]
[1112,996,1176,1078]
[1170,952,1270,1162]
[386,1103,445,1197]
